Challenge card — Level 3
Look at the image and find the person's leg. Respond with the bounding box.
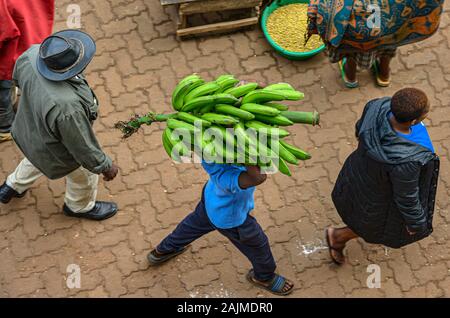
[64,167,98,213]
[218,215,294,294]
[326,226,359,264]
[63,167,117,220]
[378,55,393,82]
[343,57,357,82]
[338,56,358,88]
[6,158,44,194]
[0,80,15,141]
[156,199,215,254]
[372,48,396,87]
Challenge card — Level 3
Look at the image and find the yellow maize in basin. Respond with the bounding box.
[266,3,323,53]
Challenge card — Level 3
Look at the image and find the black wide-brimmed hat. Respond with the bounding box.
[36,29,96,81]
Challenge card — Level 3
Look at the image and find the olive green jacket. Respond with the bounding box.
[11,45,112,179]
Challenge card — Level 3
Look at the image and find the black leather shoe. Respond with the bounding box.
[0,182,27,204]
[63,201,118,221]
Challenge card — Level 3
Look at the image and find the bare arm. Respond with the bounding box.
[239,166,268,189]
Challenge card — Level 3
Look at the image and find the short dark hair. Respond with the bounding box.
[391,88,429,123]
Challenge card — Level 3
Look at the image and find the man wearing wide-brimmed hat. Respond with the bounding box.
[0,29,119,221]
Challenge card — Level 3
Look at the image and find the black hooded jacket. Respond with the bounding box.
[332,97,440,248]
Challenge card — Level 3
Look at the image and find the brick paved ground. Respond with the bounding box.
[1,0,450,298]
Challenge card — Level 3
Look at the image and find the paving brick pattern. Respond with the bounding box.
[0,0,449,298]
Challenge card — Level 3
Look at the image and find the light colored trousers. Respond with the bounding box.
[6,158,98,213]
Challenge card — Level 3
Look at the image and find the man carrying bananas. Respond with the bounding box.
[0,30,119,221]
[148,159,295,296]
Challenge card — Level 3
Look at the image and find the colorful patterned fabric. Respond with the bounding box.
[308,0,444,52]
[327,44,397,68]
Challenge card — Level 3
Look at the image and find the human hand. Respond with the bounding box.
[246,165,263,177]
[406,226,417,236]
[102,164,119,181]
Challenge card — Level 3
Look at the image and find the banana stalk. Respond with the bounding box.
[115,112,176,138]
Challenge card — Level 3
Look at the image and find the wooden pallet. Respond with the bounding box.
[161,0,262,39]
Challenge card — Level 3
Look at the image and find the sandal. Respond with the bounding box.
[325,228,345,266]
[147,245,190,266]
[246,269,294,296]
[338,58,359,88]
[371,60,391,87]
[0,132,12,143]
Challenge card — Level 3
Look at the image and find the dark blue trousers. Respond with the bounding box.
[0,80,15,132]
[157,192,277,281]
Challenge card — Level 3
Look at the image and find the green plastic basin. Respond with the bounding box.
[261,0,325,60]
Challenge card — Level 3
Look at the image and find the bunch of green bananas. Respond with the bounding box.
[116,74,320,176]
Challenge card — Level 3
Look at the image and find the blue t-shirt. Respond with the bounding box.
[396,122,435,153]
[202,161,255,229]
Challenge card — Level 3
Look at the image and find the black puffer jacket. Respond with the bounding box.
[332,97,440,248]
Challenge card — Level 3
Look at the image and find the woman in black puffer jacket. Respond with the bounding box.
[326,88,440,265]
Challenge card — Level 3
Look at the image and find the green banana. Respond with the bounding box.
[262,158,291,176]
[209,125,236,146]
[200,137,218,162]
[244,120,290,138]
[184,82,221,104]
[240,103,281,117]
[215,104,255,121]
[162,128,182,162]
[207,125,236,163]
[243,120,274,129]
[277,158,292,176]
[181,95,215,112]
[277,90,305,101]
[171,132,192,157]
[190,130,208,158]
[179,74,201,85]
[167,118,196,134]
[276,141,299,165]
[264,83,295,91]
[173,142,191,158]
[256,139,278,161]
[253,114,294,126]
[241,89,286,105]
[216,76,239,93]
[234,121,258,165]
[198,104,215,115]
[280,140,312,160]
[201,113,239,126]
[280,111,320,126]
[171,76,205,111]
[182,94,238,113]
[162,128,174,157]
[177,112,212,127]
[224,83,259,98]
[213,93,239,105]
[234,121,250,142]
[215,74,235,83]
[264,102,289,111]
[163,127,179,146]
